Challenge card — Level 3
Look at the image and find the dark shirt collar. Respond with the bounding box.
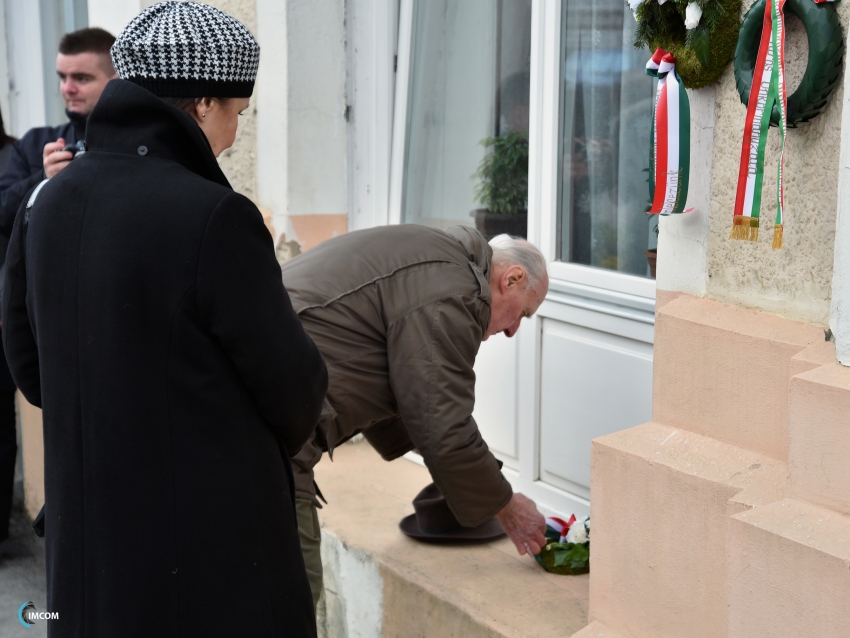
[65,109,87,140]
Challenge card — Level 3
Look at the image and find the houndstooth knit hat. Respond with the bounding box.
[111,1,260,98]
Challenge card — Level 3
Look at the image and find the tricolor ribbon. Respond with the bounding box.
[545,515,576,543]
[646,48,691,216]
[732,0,787,248]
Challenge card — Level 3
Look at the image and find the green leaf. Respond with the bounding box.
[692,26,710,67]
[551,542,590,568]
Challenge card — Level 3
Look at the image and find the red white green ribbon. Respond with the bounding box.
[732,0,787,249]
[545,516,575,543]
[646,48,691,216]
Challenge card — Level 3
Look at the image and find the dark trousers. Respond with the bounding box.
[0,330,17,542]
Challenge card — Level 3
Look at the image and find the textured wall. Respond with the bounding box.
[705,1,850,325]
[198,0,259,201]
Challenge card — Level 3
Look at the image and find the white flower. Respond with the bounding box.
[684,2,703,29]
[566,517,589,544]
[629,0,644,20]
[658,0,668,5]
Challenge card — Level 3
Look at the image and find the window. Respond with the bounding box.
[558,1,655,278]
[401,0,532,236]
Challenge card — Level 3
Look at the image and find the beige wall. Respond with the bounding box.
[203,0,259,202]
[704,1,850,325]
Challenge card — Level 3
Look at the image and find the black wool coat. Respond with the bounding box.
[2,79,326,637]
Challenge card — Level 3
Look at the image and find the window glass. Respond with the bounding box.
[402,0,531,238]
[558,1,656,277]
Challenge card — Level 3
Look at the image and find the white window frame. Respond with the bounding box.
[388,0,656,519]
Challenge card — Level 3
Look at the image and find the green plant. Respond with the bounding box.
[471,131,529,215]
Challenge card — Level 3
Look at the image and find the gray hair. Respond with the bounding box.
[488,234,548,290]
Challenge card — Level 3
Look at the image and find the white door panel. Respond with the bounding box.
[539,317,653,499]
[473,331,519,468]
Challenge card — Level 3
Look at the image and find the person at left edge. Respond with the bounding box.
[0,27,116,237]
[2,3,326,637]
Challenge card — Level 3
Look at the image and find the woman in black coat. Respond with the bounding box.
[2,4,326,636]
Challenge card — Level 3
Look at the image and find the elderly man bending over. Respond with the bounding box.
[282,224,549,607]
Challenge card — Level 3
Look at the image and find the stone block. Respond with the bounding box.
[788,361,850,516]
[590,422,785,638]
[728,499,850,637]
[653,295,822,461]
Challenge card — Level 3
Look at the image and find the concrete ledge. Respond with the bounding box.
[313,440,590,638]
[570,620,631,638]
[729,499,850,636]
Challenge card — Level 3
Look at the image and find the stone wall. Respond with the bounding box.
[201,0,259,202]
[704,1,850,325]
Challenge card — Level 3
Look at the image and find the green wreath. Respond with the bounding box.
[632,0,743,89]
[734,0,844,127]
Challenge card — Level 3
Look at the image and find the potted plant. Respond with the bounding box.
[470,131,529,239]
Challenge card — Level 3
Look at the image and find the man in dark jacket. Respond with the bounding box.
[3,4,326,635]
[0,26,115,561]
[0,28,116,238]
[281,225,550,606]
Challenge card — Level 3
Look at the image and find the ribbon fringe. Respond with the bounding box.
[729,216,759,242]
[772,224,784,249]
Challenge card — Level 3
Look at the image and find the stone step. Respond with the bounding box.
[590,421,786,638]
[729,498,850,637]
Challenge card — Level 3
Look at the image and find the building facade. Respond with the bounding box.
[4,0,850,635]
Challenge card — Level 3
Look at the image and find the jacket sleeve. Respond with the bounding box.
[196,192,328,456]
[0,142,43,239]
[387,296,513,527]
[2,191,41,406]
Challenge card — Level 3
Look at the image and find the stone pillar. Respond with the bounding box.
[256,0,348,249]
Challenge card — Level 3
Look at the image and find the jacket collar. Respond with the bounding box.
[445,225,492,305]
[85,79,231,189]
[65,109,87,140]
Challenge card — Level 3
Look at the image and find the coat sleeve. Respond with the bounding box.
[0,141,43,239]
[2,190,41,406]
[196,192,328,456]
[386,296,513,527]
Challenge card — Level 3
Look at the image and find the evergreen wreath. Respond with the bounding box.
[629,0,742,89]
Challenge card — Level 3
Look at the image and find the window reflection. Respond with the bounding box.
[402,0,531,239]
[558,1,656,277]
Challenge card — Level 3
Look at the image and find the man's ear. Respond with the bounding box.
[505,265,526,289]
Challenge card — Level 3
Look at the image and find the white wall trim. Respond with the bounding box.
[86,0,138,36]
[655,86,714,297]
[830,40,850,366]
[387,0,412,226]
[527,0,560,262]
[346,0,397,231]
[5,0,46,137]
[255,0,289,240]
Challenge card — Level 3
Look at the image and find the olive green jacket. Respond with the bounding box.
[282,224,512,527]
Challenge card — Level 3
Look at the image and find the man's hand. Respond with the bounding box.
[495,492,546,556]
[43,138,74,178]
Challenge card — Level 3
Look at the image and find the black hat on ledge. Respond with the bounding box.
[399,483,505,543]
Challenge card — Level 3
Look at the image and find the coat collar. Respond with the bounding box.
[444,225,493,305]
[85,79,231,189]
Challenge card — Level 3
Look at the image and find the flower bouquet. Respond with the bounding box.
[535,515,590,575]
